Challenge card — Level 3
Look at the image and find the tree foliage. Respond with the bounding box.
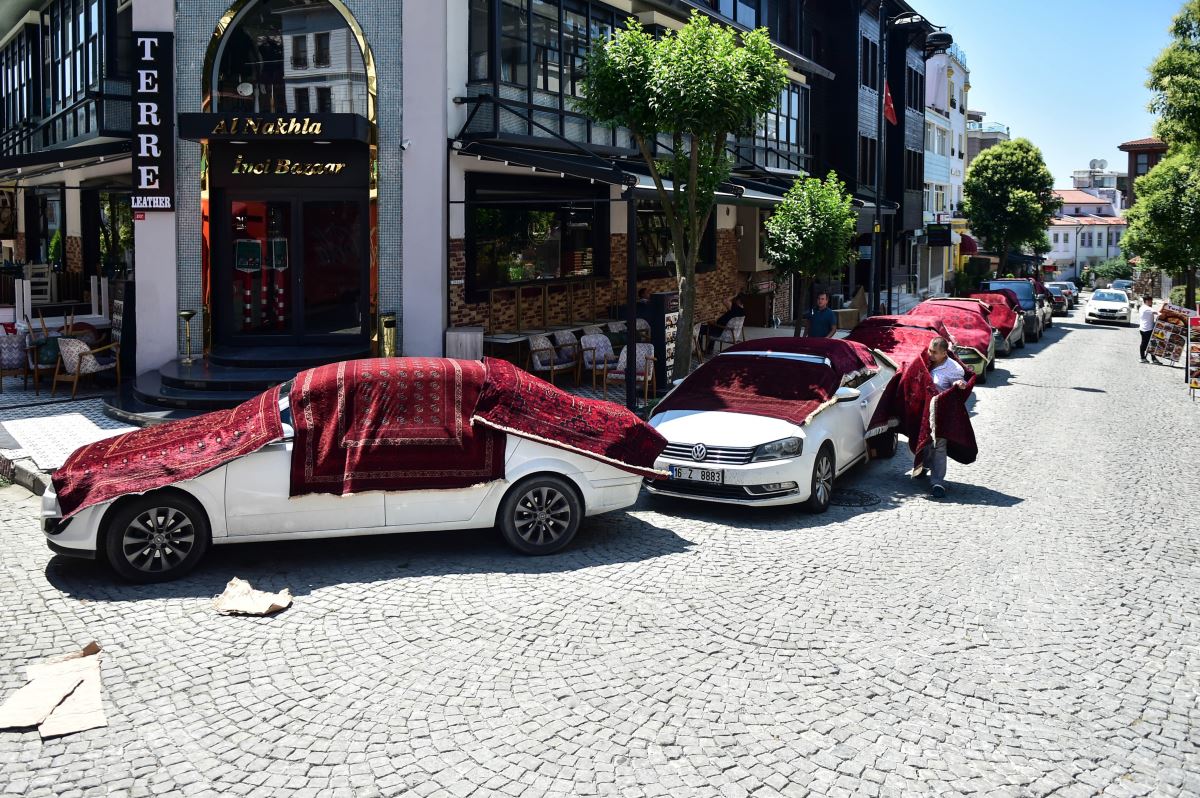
[1149,0,1200,145]
[962,139,1061,274]
[763,172,856,283]
[1122,147,1200,305]
[576,13,787,378]
[1094,256,1134,283]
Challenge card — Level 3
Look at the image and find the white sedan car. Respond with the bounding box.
[644,338,896,511]
[1084,289,1133,326]
[43,361,657,582]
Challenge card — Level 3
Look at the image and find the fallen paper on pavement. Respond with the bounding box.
[213,577,293,616]
[0,642,106,736]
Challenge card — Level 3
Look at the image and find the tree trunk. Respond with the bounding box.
[1187,266,1197,308]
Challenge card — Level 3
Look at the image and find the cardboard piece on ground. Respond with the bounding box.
[0,642,105,735]
[0,674,85,728]
[214,577,293,616]
[37,655,105,738]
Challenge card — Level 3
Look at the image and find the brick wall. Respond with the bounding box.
[448,228,743,331]
[66,235,83,273]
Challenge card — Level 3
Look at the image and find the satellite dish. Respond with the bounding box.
[1089,159,1100,170]
[1098,159,1107,170]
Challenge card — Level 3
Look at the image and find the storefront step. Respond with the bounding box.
[132,372,259,410]
[159,360,302,393]
[208,343,371,369]
[103,383,203,428]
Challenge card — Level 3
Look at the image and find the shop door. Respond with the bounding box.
[214,192,368,345]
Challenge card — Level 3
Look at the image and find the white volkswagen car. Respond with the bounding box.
[1084,289,1133,326]
[644,339,896,511]
[43,360,659,582]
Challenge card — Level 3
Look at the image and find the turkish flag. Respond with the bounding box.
[884,81,898,126]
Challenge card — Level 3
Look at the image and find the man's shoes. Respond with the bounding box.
[1140,357,1148,363]
[1150,356,1162,364]
[930,484,946,498]
[911,467,929,479]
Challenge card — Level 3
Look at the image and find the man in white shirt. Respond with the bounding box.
[1138,296,1160,364]
[920,337,966,498]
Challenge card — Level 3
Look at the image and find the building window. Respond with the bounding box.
[924,183,931,212]
[293,87,310,113]
[291,36,308,69]
[859,135,878,184]
[465,175,610,293]
[861,36,879,91]
[636,199,717,275]
[314,32,331,67]
[1052,232,1059,244]
[905,66,924,111]
[316,86,332,112]
[469,0,490,81]
[500,0,529,86]
[905,150,924,192]
[1136,153,1149,175]
[745,81,808,172]
[215,0,369,115]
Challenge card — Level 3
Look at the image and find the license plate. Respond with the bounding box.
[670,465,724,484]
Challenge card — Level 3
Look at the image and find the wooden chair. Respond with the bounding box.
[0,334,24,393]
[24,332,61,395]
[52,337,121,399]
[525,333,576,385]
[603,343,656,403]
[580,333,619,389]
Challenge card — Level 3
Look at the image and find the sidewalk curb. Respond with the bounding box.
[0,452,51,496]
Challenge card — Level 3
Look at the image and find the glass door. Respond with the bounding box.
[215,193,368,345]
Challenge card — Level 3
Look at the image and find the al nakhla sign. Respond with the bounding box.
[131,33,174,212]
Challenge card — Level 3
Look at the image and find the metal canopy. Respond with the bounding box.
[0,140,131,181]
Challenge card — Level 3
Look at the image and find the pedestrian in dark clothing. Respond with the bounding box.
[802,292,838,338]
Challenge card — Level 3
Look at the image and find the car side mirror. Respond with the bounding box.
[835,386,861,402]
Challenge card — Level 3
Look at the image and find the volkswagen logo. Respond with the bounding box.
[691,443,707,462]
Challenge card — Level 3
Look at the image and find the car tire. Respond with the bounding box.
[977,367,987,384]
[104,492,210,583]
[805,444,835,514]
[987,357,996,372]
[498,475,582,555]
[1016,332,1026,349]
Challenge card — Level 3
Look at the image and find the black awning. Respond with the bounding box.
[0,139,130,179]
[455,140,638,187]
[178,112,371,143]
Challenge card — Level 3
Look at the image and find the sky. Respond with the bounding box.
[914,0,1180,188]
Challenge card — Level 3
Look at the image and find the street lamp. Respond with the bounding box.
[871,6,952,316]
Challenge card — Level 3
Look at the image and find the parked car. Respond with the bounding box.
[1046,285,1068,316]
[910,299,996,382]
[1046,281,1077,308]
[1031,279,1055,330]
[967,291,1025,354]
[979,279,1045,342]
[852,314,957,345]
[43,359,663,581]
[1084,289,1133,326]
[645,338,896,511]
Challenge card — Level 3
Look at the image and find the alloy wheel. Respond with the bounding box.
[814,454,834,505]
[121,507,197,574]
[512,486,572,546]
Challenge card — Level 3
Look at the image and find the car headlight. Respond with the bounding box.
[751,436,803,462]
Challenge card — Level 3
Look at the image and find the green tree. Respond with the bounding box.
[762,172,855,332]
[576,13,787,378]
[1094,256,1134,284]
[1148,0,1200,145]
[962,139,1061,275]
[1122,147,1200,306]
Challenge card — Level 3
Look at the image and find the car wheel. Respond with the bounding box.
[1016,332,1026,349]
[977,367,987,384]
[104,492,210,583]
[805,445,835,514]
[498,475,582,555]
[987,357,996,372]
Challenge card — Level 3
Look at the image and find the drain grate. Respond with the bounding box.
[830,488,882,507]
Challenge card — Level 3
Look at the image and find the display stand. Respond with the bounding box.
[647,291,680,392]
[1189,312,1200,400]
[234,239,263,331]
[1145,303,1191,366]
[268,237,288,330]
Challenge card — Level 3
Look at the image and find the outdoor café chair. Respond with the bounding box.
[603,343,656,403]
[580,333,619,389]
[526,333,576,385]
[52,338,121,399]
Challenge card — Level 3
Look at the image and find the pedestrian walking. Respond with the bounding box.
[918,337,966,498]
[1138,295,1160,364]
[800,291,838,338]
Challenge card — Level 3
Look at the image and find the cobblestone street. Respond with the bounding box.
[1,309,1198,797]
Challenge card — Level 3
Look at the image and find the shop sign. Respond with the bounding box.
[926,223,952,247]
[230,153,347,176]
[210,144,368,188]
[131,32,174,212]
[211,117,324,136]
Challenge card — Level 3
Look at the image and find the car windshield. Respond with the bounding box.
[1112,280,1133,288]
[1048,286,1063,296]
[1093,291,1126,302]
[986,281,1033,302]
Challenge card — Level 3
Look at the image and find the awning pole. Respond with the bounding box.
[626,194,638,410]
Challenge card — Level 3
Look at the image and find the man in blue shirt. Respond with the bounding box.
[803,291,838,338]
